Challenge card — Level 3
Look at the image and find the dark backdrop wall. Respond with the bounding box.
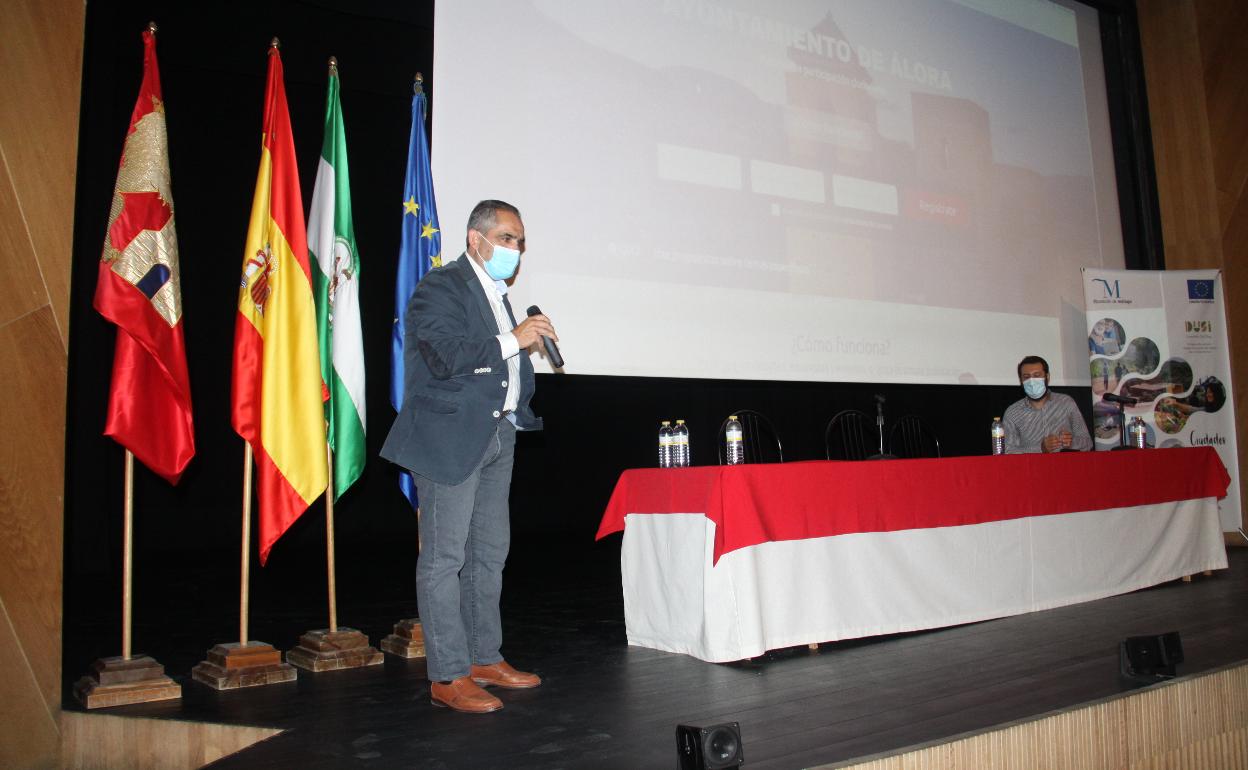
[63,0,1153,687]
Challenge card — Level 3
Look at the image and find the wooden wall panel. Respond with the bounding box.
[1137,0,1223,268]
[0,0,86,344]
[1194,0,1248,527]
[0,607,60,770]
[0,160,50,327]
[832,664,1248,770]
[61,712,282,770]
[0,307,68,707]
[1195,0,1248,231]
[0,306,68,770]
[1139,0,1248,523]
[0,0,83,767]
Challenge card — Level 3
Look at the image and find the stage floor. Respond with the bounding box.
[64,541,1248,769]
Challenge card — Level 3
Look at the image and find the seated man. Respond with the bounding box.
[1003,355,1093,453]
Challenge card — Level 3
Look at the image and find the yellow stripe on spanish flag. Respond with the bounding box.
[231,41,328,565]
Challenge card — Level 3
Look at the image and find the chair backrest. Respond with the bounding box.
[889,414,942,459]
[717,409,783,464]
[824,409,873,460]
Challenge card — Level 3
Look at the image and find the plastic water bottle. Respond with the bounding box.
[725,415,744,465]
[991,417,1005,455]
[672,420,690,467]
[1129,416,1147,449]
[658,421,673,468]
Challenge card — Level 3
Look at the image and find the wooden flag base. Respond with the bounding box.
[73,655,181,709]
[286,628,383,672]
[380,618,426,658]
[191,641,297,690]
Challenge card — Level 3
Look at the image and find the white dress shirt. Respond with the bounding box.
[464,255,521,416]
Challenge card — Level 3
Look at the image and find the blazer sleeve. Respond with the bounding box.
[408,272,506,380]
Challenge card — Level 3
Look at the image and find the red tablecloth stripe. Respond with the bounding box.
[597,447,1230,564]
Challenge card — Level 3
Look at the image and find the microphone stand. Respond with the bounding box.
[1104,394,1139,450]
[868,395,897,460]
[1113,401,1129,450]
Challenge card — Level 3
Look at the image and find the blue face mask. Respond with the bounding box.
[478,234,520,281]
[1022,377,1047,400]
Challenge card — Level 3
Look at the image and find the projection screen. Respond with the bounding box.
[431,0,1125,386]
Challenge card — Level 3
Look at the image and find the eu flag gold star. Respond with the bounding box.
[403,196,419,216]
[421,221,439,239]
[432,254,443,268]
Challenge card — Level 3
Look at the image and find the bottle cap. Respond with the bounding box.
[676,419,685,424]
[661,420,670,425]
[993,416,1001,420]
[729,415,738,420]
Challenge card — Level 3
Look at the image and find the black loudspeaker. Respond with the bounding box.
[1119,631,1184,681]
[676,722,744,770]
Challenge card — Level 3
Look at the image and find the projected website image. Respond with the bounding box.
[519,0,1117,319]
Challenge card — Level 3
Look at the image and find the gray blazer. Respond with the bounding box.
[381,255,541,485]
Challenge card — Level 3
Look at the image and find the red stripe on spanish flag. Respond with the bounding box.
[231,42,328,565]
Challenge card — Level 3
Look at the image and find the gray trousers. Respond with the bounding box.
[414,420,516,682]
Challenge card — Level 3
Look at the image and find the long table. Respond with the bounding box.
[596,447,1231,662]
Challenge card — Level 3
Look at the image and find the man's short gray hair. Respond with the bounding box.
[467,199,521,235]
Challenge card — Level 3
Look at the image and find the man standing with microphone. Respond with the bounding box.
[382,200,557,713]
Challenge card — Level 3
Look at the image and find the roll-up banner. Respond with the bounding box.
[1082,268,1240,531]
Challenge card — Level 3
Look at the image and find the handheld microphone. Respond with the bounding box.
[525,305,564,369]
[1102,392,1138,406]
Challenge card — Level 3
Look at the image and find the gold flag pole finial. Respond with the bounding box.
[147,21,158,35]
[328,56,338,73]
[270,36,281,50]
[414,72,424,95]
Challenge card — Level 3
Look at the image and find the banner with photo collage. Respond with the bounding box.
[1082,268,1241,531]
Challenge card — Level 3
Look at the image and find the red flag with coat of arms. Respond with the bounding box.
[94,25,195,484]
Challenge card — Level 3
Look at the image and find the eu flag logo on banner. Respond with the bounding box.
[1187,279,1214,301]
[391,77,440,509]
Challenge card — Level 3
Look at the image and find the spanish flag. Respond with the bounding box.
[231,40,328,564]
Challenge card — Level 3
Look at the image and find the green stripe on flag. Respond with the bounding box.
[309,65,366,499]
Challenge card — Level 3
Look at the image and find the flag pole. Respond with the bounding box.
[240,442,253,645]
[189,438,294,688]
[284,52,380,672]
[326,443,338,633]
[72,20,185,708]
[74,445,183,706]
[122,450,134,660]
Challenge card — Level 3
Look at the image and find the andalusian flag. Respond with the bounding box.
[231,41,328,564]
[391,77,441,508]
[95,25,195,485]
[308,59,365,500]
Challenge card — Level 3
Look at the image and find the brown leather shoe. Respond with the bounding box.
[430,676,503,713]
[470,661,542,689]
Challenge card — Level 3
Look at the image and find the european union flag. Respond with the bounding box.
[1187,279,1214,301]
[391,78,440,508]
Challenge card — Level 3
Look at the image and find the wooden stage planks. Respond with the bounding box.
[62,545,1248,769]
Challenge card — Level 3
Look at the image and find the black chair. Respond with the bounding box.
[717,409,783,464]
[824,409,873,460]
[889,414,942,459]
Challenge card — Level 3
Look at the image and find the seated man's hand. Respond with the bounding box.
[1041,434,1064,453]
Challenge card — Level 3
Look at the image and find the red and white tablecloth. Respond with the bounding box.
[597,448,1230,662]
